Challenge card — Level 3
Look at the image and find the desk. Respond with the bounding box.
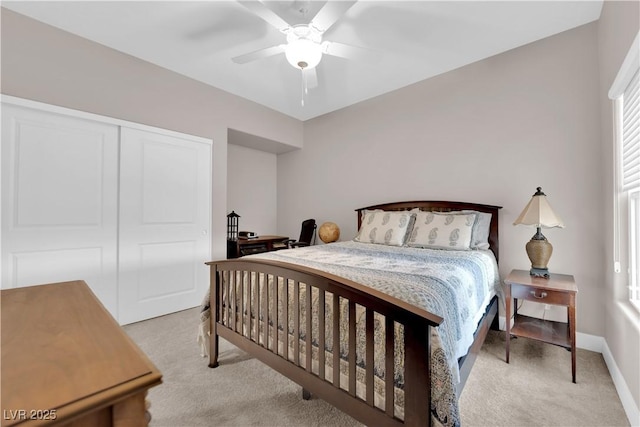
[1,281,162,426]
[227,235,289,258]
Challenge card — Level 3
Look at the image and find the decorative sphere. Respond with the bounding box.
[319,222,340,243]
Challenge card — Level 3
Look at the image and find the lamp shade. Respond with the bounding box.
[513,187,564,228]
[285,39,322,70]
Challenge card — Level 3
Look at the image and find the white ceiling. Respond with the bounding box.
[3,1,603,121]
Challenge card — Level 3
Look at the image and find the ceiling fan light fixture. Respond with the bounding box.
[285,38,322,70]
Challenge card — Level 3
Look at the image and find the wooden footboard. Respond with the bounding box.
[206,259,443,426]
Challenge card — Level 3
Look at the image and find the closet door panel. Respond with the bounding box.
[118,128,211,324]
[1,105,119,316]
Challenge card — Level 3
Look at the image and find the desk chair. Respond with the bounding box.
[286,219,316,248]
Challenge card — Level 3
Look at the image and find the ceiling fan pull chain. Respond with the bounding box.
[301,69,306,107]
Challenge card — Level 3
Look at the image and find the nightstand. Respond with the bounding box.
[504,269,578,383]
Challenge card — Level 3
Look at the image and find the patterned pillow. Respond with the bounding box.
[354,210,415,246]
[407,211,476,250]
[410,209,492,250]
[457,210,492,250]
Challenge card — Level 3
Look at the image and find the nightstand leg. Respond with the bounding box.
[569,304,576,383]
[505,287,511,364]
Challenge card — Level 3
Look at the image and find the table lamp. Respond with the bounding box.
[513,187,564,278]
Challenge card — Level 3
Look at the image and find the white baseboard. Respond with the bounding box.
[496,316,638,426]
[498,314,508,331]
[576,331,604,353]
[602,340,640,426]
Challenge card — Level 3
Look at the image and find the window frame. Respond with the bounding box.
[609,32,640,310]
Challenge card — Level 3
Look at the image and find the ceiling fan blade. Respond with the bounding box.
[232,44,285,64]
[310,1,357,33]
[303,67,318,89]
[322,41,372,62]
[237,1,292,33]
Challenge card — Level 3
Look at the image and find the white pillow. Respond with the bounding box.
[354,210,415,246]
[407,211,476,250]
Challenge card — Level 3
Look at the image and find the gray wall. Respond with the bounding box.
[597,0,640,413]
[279,22,603,333]
[227,144,278,236]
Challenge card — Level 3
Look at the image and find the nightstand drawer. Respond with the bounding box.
[511,283,573,306]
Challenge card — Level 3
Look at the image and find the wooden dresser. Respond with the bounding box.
[1,281,162,426]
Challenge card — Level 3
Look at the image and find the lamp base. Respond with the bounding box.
[525,230,553,279]
[529,267,550,278]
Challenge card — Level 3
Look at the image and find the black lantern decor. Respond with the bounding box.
[227,211,240,241]
[227,211,240,259]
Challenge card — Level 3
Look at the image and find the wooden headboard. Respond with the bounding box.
[355,200,502,263]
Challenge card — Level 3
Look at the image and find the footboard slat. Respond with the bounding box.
[318,290,326,380]
[218,271,224,332]
[283,278,289,361]
[222,271,233,334]
[305,283,312,373]
[293,280,300,366]
[208,259,445,427]
[385,316,395,416]
[262,273,268,349]
[332,293,340,387]
[348,300,357,396]
[252,272,258,342]
[365,307,374,406]
[232,271,237,333]
[272,275,278,354]
[238,271,244,335]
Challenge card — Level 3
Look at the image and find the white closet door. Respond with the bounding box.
[1,105,119,316]
[118,127,211,324]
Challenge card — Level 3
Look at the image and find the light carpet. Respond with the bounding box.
[124,307,629,427]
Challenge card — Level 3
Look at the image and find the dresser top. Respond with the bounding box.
[1,281,162,425]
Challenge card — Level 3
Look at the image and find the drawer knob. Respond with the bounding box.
[530,290,548,299]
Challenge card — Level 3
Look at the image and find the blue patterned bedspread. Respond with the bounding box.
[250,241,500,385]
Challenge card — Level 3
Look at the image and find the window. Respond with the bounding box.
[622,69,640,306]
[610,32,640,309]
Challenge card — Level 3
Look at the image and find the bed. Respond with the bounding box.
[202,200,502,427]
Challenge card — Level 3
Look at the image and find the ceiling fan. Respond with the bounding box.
[232,1,365,104]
